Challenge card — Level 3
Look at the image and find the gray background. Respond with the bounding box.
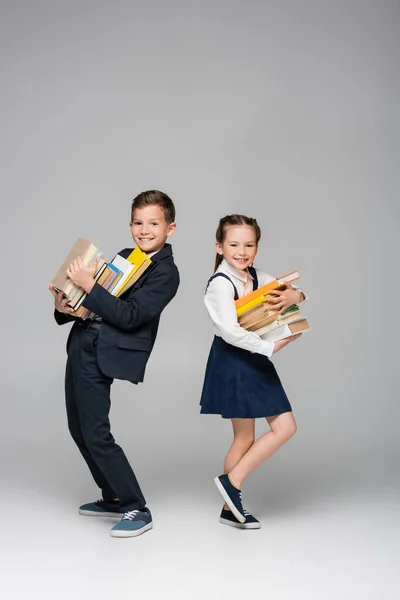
[1,1,398,599]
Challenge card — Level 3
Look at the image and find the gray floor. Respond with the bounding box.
[2,444,398,600]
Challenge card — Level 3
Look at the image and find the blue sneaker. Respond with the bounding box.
[219,507,261,529]
[214,474,246,523]
[110,508,153,538]
[79,499,123,518]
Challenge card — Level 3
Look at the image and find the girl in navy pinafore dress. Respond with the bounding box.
[200,214,308,529]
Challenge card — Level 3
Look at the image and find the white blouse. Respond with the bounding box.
[204,259,307,358]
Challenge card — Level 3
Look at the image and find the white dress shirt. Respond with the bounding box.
[204,259,307,358]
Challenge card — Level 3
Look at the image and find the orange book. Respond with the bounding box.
[235,271,300,313]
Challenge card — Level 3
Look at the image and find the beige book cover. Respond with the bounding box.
[245,311,285,332]
[52,238,99,294]
[257,318,310,341]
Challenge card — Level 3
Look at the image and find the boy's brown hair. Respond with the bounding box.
[131,190,176,225]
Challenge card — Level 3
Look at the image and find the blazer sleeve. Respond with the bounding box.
[54,310,79,326]
[80,264,180,331]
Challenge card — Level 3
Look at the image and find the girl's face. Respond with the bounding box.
[216,225,258,271]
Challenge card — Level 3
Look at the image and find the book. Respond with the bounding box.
[73,263,121,318]
[250,305,299,334]
[114,246,150,295]
[109,255,135,294]
[75,250,152,318]
[258,318,310,342]
[238,303,279,329]
[75,257,132,318]
[235,271,300,316]
[51,238,103,298]
[107,263,125,296]
[69,261,109,310]
[116,255,152,295]
[235,266,310,343]
[63,249,104,301]
[52,239,152,321]
[243,304,300,333]
[126,246,148,267]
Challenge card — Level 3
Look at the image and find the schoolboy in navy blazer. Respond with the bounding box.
[55,243,178,383]
[50,191,179,539]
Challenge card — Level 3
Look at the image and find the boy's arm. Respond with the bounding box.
[81,265,180,331]
[50,284,79,325]
[54,310,78,326]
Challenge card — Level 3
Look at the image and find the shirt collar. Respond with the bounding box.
[221,259,253,284]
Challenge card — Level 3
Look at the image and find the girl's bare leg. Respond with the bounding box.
[224,418,255,473]
[228,412,297,489]
[222,419,255,509]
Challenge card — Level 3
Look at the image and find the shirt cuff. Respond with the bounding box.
[258,338,275,358]
[292,285,308,304]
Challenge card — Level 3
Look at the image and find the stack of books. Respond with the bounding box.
[51,237,152,319]
[236,271,310,342]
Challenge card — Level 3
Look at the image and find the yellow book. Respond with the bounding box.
[126,246,147,266]
[114,247,150,295]
[237,294,271,316]
[116,257,152,296]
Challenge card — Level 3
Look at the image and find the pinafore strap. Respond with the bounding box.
[206,267,258,301]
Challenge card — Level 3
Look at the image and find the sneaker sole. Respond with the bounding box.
[214,477,246,523]
[219,517,261,529]
[78,509,123,519]
[110,522,153,538]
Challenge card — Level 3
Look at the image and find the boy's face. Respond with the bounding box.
[130,205,176,254]
[216,225,258,271]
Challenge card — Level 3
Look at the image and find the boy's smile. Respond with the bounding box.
[130,205,176,255]
[216,225,258,271]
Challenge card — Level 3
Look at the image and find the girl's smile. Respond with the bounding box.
[216,225,258,271]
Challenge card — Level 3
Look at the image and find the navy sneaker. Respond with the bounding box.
[214,474,246,523]
[110,508,153,538]
[220,507,261,529]
[79,499,123,518]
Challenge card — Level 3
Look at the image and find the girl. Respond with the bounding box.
[200,214,307,529]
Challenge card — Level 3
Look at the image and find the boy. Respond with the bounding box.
[49,190,179,538]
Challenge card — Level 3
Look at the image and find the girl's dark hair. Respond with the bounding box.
[131,190,176,224]
[214,214,261,271]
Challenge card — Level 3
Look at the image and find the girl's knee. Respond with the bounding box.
[268,413,297,440]
[234,435,255,451]
[286,419,297,439]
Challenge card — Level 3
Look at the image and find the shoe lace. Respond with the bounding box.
[122,510,139,521]
[235,487,250,517]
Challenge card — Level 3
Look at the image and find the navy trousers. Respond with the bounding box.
[65,323,146,512]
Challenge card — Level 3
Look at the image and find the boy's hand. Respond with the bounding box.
[49,284,75,315]
[267,282,303,313]
[66,257,97,293]
[272,333,302,354]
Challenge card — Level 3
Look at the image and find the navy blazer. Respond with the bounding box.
[54,243,180,383]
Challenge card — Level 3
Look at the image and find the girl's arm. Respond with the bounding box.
[256,268,308,306]
[204,277,275,357]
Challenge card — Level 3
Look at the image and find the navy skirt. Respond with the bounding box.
[200,336,292,419]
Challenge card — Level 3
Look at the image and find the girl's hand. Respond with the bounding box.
[66,257,97,293]
[272,333,302,354]
[49,284,75,315]
[267,282,303,313]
